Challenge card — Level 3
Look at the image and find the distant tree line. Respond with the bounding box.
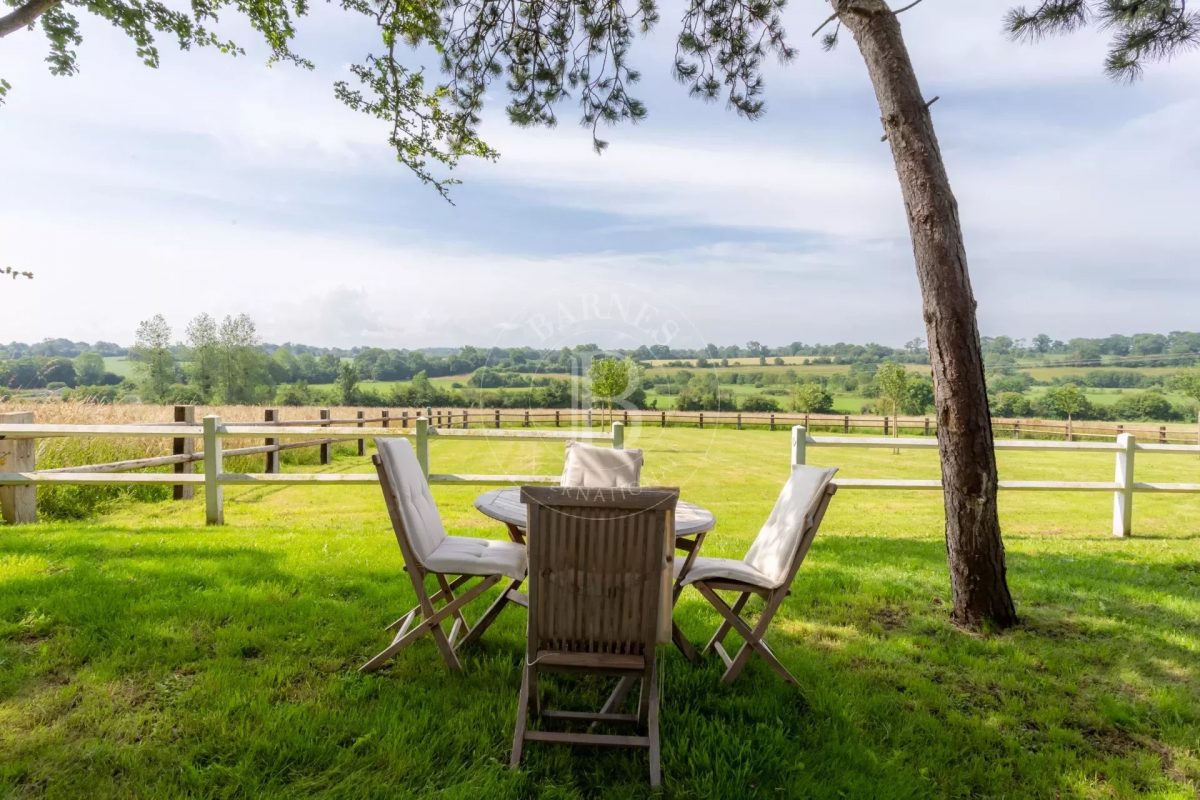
[4,325,1200,423]
[981,332,1200,369]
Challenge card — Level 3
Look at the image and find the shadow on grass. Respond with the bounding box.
[676,533,1200,797]
[1,526,1197,798]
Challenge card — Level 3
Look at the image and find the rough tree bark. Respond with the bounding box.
[835,0,1018,629]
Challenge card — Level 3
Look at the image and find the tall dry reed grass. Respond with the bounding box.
[0,402,365,519]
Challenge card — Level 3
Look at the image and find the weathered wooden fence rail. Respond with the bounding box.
[789,426,1200,538]
[353,407,1198,445]
[4,406,1196,537]
[22,405,365,485]
[0,413,620,526]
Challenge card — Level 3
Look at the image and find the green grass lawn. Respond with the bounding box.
[2,429,1199,798]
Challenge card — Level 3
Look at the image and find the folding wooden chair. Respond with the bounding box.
[360,438,528,673]
[511,486,678,788]
[675,465,838,686]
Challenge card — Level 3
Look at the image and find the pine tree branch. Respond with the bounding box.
[812,11,838,36]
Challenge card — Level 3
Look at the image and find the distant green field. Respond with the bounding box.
[324,370,882,415]
[101,357,137,378]
[645,355,831,367]
[644,362,850,377]
[314,364,1193,420]
[1020,365,1181,381]
[1024,386,1190,408]
[643,362,932,378]
[310,375,579,406]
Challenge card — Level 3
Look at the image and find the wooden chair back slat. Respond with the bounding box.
[522,487,678,659]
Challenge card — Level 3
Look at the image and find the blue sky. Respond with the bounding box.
[1,0,1197,350]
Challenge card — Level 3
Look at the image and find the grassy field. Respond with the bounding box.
[1020,366,1182,382]
[338,367,882,413]
[645,356,820,367]
[643,362,856,377]
[1,427,1198,798]
[643,387,869,414]
[1024,386,1190,408]
[100,357,137,379]
[314,363,1194,419]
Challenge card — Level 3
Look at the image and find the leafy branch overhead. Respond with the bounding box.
[1,0,1197,189]
[0,0,489,195]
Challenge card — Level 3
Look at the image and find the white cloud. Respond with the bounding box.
[1,0,1198,348]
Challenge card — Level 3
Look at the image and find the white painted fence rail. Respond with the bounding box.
[790,426,1200,538]
[0,415,622,525]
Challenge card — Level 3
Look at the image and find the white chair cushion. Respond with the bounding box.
[375,438,449,565]
[560,442,643,488]
[424,537,528,581]
[674,556,774,588]
[742,465,838,589]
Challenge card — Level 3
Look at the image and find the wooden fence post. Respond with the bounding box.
[494,409,501,429]
[524,410,530,427]
[555,410,560,427]
[401,410,409,429]
[415,417,430,478]
[923,417,930,436]
[883,416,890,436]
[844,415,850,433]
[769,413,775,432]
[623,410,629,426]
[805,413,811,431]
[265,408,280,473]
[736,413,742,430]
[791,425,807,467]
[699,412,704,429]
[1113,433,1136,538]
[355,410,365,456]
[587,409,593,428]
[612,422,624,450]
[1014,420,1021,440]
[319,409,331,465]
[203,415,224,525]
[382,409,390,430]
[1159,426,1167,444]
[0,411,36,524]
[661,411,666,428]
[173,405,195,500]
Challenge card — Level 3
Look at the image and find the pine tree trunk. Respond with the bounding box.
[836,0,1017,629]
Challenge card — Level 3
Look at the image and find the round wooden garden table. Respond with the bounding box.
[473,487,715,543]
[473,486,716,664]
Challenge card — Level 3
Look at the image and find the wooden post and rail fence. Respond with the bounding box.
[788,425,1199,538]
[0,409,621,526]
[232,406,1194,446]
[1,406,1196,536]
